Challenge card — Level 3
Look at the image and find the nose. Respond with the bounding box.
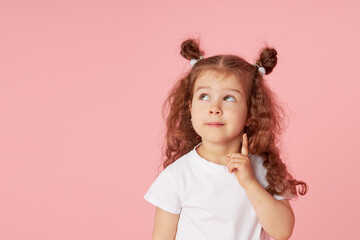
[209,105,222,116]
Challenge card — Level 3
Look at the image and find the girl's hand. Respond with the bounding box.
[225,133,256,189]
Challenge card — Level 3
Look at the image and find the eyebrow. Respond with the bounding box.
[195,86,242,95]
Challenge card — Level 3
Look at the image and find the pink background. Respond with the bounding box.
[1,1,359,239]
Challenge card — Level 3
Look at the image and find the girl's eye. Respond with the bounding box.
[199,94,210,100]
[199,94,236,102]
[224,96,236,102]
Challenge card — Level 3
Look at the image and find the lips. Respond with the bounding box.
[207,122,225,127]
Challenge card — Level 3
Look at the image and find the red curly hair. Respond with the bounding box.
[159,38,308,198]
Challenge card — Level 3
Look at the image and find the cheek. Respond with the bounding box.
[190,103,206,116]
[228,106,247,122]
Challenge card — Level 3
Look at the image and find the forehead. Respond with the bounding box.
[194,70,243,91]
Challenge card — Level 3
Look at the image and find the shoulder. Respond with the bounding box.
[249,154,266,173]
[249,153,268,188]
[165,149,195,176]
[250,153,295,200]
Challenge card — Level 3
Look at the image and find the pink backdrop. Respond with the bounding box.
[1,1,359,239]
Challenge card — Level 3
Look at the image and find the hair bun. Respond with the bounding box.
[257,47,278,75]
[180,38,205,60]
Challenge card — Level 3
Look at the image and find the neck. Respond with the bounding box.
[196,138,243,166]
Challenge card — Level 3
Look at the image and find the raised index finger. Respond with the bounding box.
[241,133,248,156]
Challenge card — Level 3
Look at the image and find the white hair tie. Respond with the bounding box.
[190,56,204,67]
[254,64,266,76]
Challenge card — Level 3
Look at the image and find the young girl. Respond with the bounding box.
[144,38,308,240]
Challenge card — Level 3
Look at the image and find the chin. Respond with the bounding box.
[201,136,234,144]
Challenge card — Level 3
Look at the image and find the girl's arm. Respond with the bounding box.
[151,207,180,240]
[244,180,295,240]
[225,134,294,239]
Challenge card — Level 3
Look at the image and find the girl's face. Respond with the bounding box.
[189,70,248,145]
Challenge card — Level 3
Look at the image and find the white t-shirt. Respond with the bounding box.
[144,142,292,240]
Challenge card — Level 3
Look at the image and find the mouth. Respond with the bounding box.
[207,122,225,128]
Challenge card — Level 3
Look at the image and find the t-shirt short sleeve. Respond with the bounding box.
[144,167,182,214]
[274,188,296,200]
[273,194,286,200]
[251,154,295,201]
